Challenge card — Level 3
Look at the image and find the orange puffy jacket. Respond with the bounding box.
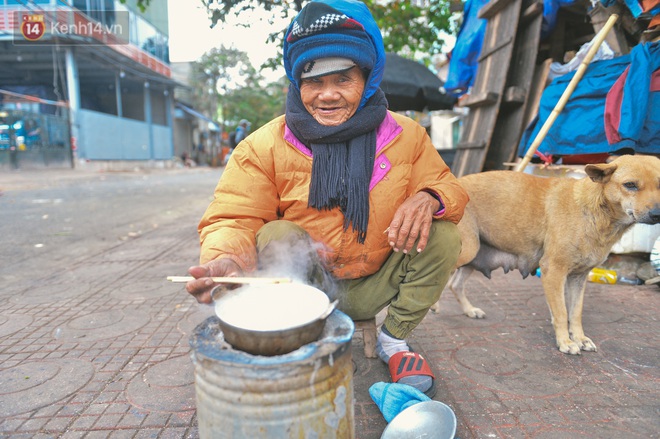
[198,111,468,279]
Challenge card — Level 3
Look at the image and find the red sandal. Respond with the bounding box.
[388,351,436,398]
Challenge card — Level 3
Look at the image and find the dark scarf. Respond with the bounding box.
[286,84,388,244]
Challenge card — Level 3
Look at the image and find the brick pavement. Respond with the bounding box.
[0,167,658,438]
[420,273,658,438]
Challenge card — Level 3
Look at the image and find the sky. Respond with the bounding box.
[167,0,288,83]
[166,0,457,84]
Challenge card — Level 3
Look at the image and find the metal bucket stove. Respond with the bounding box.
[189,310,355,438]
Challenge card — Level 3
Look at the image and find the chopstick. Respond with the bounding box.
[167,276,293,284]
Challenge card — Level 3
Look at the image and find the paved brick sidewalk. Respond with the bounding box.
[419,273,658,438]
[0,167,658,438]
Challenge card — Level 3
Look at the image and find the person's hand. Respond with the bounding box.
[186,259,243,304]
[386,191,440,254]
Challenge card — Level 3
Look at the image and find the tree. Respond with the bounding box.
[190,46,287,134]
[190,46,254,124]
[131,0,458,63]
[368,1,455,56]
[199,0,457,65]
[223,76,289,130]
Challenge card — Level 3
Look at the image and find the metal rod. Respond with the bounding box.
[167,276,293,284]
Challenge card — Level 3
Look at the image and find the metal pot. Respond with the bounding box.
[214,283,337,356]
[381,400,457,439]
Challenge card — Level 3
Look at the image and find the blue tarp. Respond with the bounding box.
[541,0,577,39]
[444,0,575,97]
[517,42,660,157]
[600,0,660,18]
[443,0,489,97]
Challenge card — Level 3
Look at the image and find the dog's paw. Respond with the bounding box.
[578,337,597,352]
[430,302,441,313]
[558,340,582,355]
[465,307,486,319]
[569,333,598,352]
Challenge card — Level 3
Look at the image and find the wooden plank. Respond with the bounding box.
[451,0,523,177]
[479,0,517,19]
[483,0,544,172]
[459,91,500,108]
[522,58,552,131]
[503,86,527,105]
[456,140,487,149]
[478,36,515,61]
[512,58,552,166]
[520,0,543,23]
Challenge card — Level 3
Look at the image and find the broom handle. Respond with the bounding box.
[515,14,619,172]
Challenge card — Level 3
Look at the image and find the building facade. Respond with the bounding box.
[0,0,185,170]
[170,61,221,167]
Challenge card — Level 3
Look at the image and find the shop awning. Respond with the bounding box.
[175,103,220,130]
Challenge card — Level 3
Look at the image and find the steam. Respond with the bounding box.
[256,235,339,301]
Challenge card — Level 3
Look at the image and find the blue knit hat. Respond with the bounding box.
[283,0,385,109]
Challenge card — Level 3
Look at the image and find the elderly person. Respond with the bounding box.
[186,0,468,397]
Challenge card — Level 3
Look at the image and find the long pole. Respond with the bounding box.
[515,14,619,172]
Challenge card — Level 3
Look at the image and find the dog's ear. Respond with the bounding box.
[585,163,618,183]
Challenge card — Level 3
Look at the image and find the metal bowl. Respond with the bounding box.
[381,400,457,439]
[214,283,336,356]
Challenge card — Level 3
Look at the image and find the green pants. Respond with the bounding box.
[255,220,461,340]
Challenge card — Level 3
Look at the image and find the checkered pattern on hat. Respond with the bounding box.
[286,2,365,43]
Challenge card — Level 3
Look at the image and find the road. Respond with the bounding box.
[0,166,658,438]
[0,167,221,285]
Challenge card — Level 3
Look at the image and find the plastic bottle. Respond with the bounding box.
[588,267,617,284]
[617,276,644,285]
[537,267,640,285]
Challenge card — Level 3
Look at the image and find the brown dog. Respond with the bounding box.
[430,155,660,354]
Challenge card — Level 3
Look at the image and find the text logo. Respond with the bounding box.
[13,10,130,46]
[20,14,45,41]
